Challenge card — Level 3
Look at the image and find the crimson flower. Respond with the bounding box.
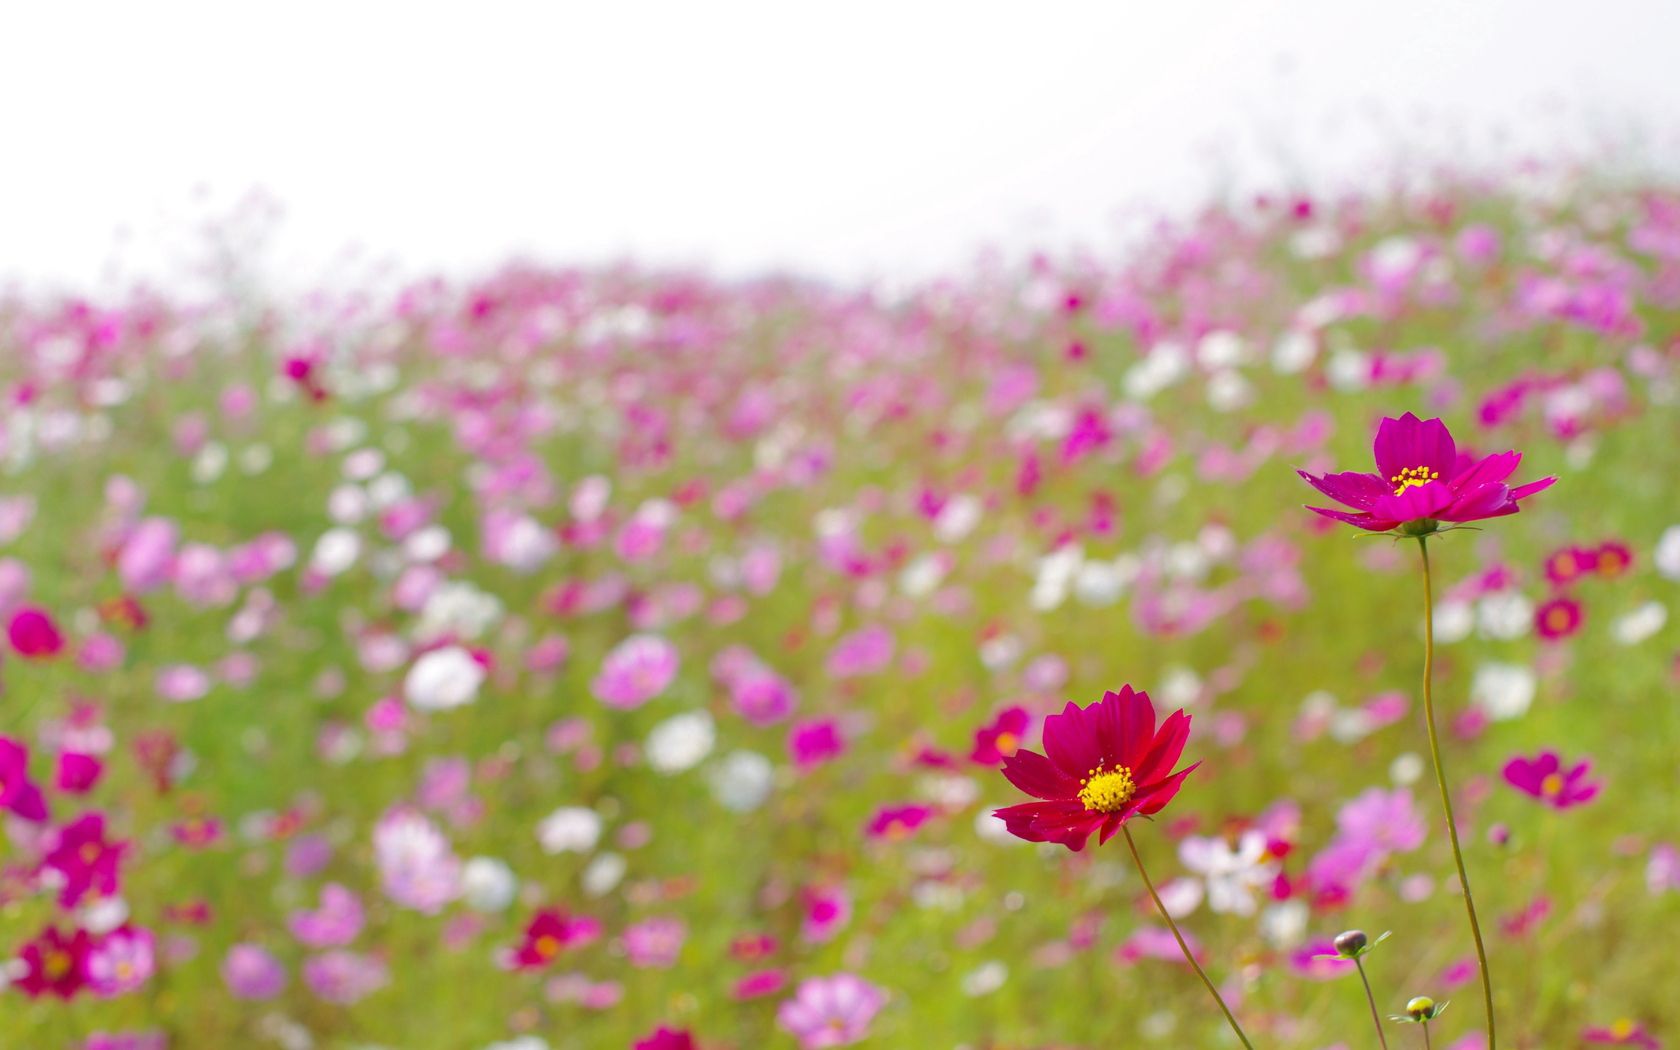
[969,705,1031,765]
[15,925,91,999]
[633,1027,697,1050]
[42,814,127,907]
[1503,751,1601,809]
[0,736,48,822]
[1299,412,1554,533]
[507,908,600,970]
[994,685,1198,851]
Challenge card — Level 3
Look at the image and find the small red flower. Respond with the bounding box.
[1544,545,1596,586]
[7,607,65,659]
[633,1027,697,1050]
[15,925,91,999]
[507,908,600,970]
[1298,412,1554,533]
[1534,595,1583,641]
[969,706,1032,765]
[1594,541,1634,578]
[1502,751,1601,809]
[993,685,1199,851]
[1583,1019,1661,1048]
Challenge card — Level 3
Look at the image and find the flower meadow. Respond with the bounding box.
[1,168,1679,1049]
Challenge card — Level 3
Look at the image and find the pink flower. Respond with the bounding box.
[0,736,49,821]
[969,706,1032,765]
[42,813,126,907]
[1298,412,1554,533]
[507,908,601,970]
[800,885,852,944]
[1583,1019,1662,1048]
[56,752,104,794]
[302,951,388,1004]
[633,1028,696,1050]
[777,973,889,1048]
[222,944,286,1000]
[289,883,365,948]
[16,925,91,999]
[788,719,845,770]
[1503,751,1601,808]
[1534,595,1583,641]
[85,925,155,997]
[825,626,894,678]
[864,804,934,841]
[623,917,685,968]
[592,634,679,709]
[8,606,65,659]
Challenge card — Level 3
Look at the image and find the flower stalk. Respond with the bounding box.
[1122,825,1255,1050]
[1415,537,1495,1047]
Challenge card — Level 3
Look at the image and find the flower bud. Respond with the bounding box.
[1333,930,1368,958]
[1406,996,1440,1020]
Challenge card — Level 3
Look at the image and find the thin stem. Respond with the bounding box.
[1354,959,1390,1050]
[1416,537,1495,1048]
[1122,824,1255,1050]
[1422,1023,1433,1050]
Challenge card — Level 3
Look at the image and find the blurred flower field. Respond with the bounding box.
[1,167,1679,1049]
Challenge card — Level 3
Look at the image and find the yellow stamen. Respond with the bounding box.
[993,732,1019,757]
[1611,1019,1635,1039]
[1078,764,1137,813]
[1388,465,1440,495]
[534,935,560,958]
[1541,773,1564,796]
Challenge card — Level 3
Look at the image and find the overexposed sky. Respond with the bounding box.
[4,0,1679,294]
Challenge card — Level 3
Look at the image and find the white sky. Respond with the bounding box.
[4,0,1679,295]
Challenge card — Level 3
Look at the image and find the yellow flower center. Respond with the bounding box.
[1077,764,1136,813]
[43,950,71,980]
[1611,1019,1635,1038]
[993,732,1019,757]
[1389,465,1440,495]
[1545,607,1572,631]
[1541,773,1564,796]
[534,935,560,959]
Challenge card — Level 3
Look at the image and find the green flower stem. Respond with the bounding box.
[1355,957,1390,1050]
[1122,824,1256,1049]
[1416,537,1496,1048]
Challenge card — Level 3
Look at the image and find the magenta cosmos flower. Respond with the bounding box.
[777,973,888,1049]
[993,685,1198,851]
[1503,751,1601,809]
[1299,412,1555,533]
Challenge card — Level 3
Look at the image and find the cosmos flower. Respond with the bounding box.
[15,925,92,999]
[776,973,888,1049]
[507,908,601,970]
[864,804,934,841]
[1582,1019,1662,1048]
[632,1028,696,1050]
[1503,751,1602,809]
[969,706,1032,765]
[1298,412,1554,533]
[42,813,126,907]
[84,925,155,997]
[8,606,65,659]
[1534,595,1583,640]
[592,634,679,708]
[222,943,287,1000]
[993,685,1199,851]
[0,736,49,822]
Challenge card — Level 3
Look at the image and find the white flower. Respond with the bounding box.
[899,554,946,598]
[403,646,486,711]
[1259,900,1309,948]
[1655,526,1680,580]
[710,750,774,812]
[646,711,715,774]
[1156,877,1204,919]
[1470,662,1535,721]
[1073,561,1124,606]
[582,852,627,897]
[1271,330,1317,373]
[537,807,602,855]
[934,495,981,544]
[484,1039,549,1050]
[1613,601,1668,645]
[1477,593,1533,640]
[1433,600,1474,643]
[460,857,517,912]
[311,527,362,577]
[961,961,1008,997]
[1178,831,1277,916]
[415,580,503,640]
